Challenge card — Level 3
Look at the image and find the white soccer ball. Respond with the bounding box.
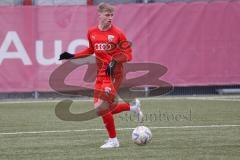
[132,126,152,145]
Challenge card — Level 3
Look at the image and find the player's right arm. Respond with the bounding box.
[74,30,94,58]
[59,30,94,60]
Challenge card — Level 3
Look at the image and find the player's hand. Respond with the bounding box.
[59,51,74,60]
[106,60,117,76]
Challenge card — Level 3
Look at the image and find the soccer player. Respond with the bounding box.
[59,2,143,149]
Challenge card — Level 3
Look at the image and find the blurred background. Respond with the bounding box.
[0,0,240,99]
[0,0,212,6]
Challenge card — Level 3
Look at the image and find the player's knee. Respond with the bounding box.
[95,99,108,108]
[94,99,111,116]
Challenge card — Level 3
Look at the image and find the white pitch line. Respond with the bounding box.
[184,97,240,101]
[0,124,239,136]
[139,97,240,102]
[0,99,93,104]
[1,96,240,104]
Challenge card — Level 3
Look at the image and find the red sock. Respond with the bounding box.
[102,112,116,138]
[111,103,130,115]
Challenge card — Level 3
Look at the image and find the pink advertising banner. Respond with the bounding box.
[1,1,240,92]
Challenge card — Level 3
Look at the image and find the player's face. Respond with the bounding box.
[99,11,114,27]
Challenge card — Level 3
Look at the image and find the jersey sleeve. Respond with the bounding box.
[74,30,94,58]
[112,31,132,63]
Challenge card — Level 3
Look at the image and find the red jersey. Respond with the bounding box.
[74,25,132,76]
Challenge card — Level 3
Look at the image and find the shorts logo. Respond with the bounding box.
[104,87,112,95]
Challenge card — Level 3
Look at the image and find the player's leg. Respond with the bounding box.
[110,103,130,114]
[94,98,119,149]
[110,99,143,122]
[94,77,119,148]
[101,112,120,148]
[109,75,144,122]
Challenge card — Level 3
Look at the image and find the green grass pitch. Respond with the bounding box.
[0,96,240,160]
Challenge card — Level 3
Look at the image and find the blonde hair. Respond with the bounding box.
[97,2,114,13]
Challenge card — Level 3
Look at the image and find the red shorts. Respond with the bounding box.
[94,74,123,104]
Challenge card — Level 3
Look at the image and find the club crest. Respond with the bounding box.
[108,35,114,42]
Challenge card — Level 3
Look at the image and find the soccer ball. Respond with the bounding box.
[132,126,152,145]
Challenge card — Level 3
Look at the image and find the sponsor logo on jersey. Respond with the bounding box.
[95,43,114,51]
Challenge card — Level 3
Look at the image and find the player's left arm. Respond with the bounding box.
[106,31,132,76]
[112,32,132,63]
